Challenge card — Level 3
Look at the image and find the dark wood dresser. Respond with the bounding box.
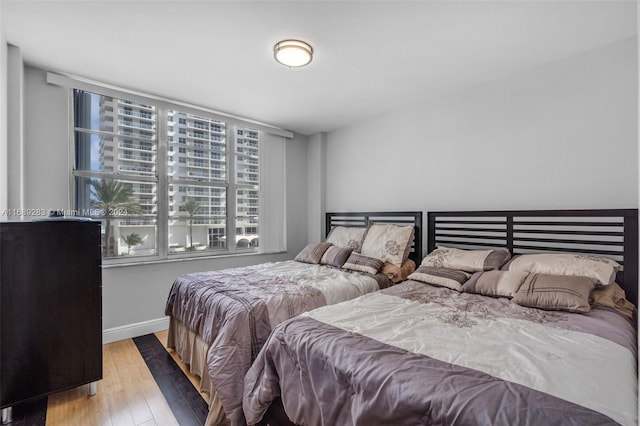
[0,220,102,415]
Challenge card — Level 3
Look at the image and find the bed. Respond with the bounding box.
[164,211,422,426]
[243,209,638,426]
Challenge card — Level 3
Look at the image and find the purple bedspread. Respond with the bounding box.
[165,261,389,425]
[243,281,638,426]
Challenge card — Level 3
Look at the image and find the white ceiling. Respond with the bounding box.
[1,0,637,136]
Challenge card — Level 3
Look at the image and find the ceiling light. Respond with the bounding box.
[274,39,313,67]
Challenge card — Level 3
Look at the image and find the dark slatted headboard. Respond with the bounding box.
[427,209,639,307]
[326,211,423,265]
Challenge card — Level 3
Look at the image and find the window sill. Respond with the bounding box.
[101,250,288,269]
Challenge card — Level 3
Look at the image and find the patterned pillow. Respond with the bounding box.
[360,224,414,267]
[408,266,471,291]
[421,246,511,272]
[326,226,367,251]
[506,253,619,285]
[462,270,529,298]
[320,246,353,268]
[512,273,595,313]
[294,242,332,264]
[342,252,384,275]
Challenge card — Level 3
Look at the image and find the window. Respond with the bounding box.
[168,110,231,254]
[70,87,285,263]
[73,91,158,258]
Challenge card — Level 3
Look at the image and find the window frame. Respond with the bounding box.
[60,74,292,265]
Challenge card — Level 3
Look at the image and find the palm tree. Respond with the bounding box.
[90,179,142,257]
[182,198,202,250]
[121,233,143,255]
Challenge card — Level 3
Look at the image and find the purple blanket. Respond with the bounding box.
[165,261,389,425]
[244,281,638,426]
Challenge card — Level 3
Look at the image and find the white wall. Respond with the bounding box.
[325,38,638,220]
[0,5,7,212]
[20,66,308,336]
[307,132,326,242]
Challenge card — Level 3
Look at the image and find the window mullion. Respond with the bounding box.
[68,88,76,212]
[227,124,237,253]
[157,107,169,259]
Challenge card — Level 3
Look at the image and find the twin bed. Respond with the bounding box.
[166,209,638,426]
[165,211,422,425]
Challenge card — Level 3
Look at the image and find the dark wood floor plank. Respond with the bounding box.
[133,334,208,426]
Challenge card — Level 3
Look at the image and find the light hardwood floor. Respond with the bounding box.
[45,331,202,426]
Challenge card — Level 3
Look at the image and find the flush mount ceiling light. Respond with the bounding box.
[274,39,313,67]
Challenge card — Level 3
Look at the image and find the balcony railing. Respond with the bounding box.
[118,120,154,130]
[132,188,154,194]
[118,109,154,120]
[119,142,155,152]
[119,153,155,162]
[118,99,155,110]
[187,152,208,159]
[187,162,209,169]
[187,132,210,141]
[119,164,155,173]
[187,170,210,178]
[187,141,211,149]
[188,123,209,130]
[119,130,155,140]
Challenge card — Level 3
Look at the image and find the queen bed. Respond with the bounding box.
[164,211,422,426]
[243,209,638,426]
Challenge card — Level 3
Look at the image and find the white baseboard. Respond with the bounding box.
[102,317,170,344]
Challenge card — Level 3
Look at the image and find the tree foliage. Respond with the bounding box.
[121,233,144,255]
[90,179,143,257]
[182,198,202,250]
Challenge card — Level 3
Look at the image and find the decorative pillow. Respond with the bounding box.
[294,242,332,264]
[381,259,416,284]
[360,224,414,267]
[506,253,619,285]
[342,252,384,275]
[462,270,529,298]
[326,226,367,251]
[420,246,511,272]
[591,283,635,319]
[320,246,353,268]
[407,266,471,291]
[512,273,595,313]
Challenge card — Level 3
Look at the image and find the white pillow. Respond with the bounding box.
[506,253,619,286]
[325,226,367,251]
[421,246,511,273]
[360,224,414,267]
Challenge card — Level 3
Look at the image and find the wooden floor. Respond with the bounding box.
[45,331,204,426]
